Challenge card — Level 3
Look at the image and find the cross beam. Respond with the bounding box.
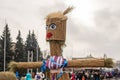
[9,59,104,72]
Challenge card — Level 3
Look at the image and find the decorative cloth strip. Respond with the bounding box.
[40,56,68,79]
[46,56,67,69]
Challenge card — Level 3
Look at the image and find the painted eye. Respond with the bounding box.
[50,23,56,30]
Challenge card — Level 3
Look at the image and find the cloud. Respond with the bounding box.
[92,0,120,60]
[0,0,120,60]
[63,0,120,60]
[0,0,66,44]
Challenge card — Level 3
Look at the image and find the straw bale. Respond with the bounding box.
[67,59,104,67]
[0,72,17,80]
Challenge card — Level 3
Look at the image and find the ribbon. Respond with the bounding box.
[50,57,62,67]
[61,59,68,68]
[40,56,68,79]
[56,59,68,79]
[56,69,64,79]
[16,71,19,78]
[41,60,46,72]
[46,56,67,69]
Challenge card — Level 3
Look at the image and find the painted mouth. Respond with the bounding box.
[47,32,53,38]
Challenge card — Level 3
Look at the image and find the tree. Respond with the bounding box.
[31,31,43,61]
[25,30,32,51]
[25,30,43,72]
[15,30,25,62]
[104,58,114,68]
[25,30,43,62]
[0,24,13,71]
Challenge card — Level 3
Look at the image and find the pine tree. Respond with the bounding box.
[31,31,37,50]
[31,31,43,61]
[25,30,43,62]
[0,24,13,71]
[15,30,25,62]
[25,30,33,51]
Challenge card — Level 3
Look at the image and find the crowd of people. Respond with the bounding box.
[69,68,120,80]
[16,68,120,80]
[70,70,101,80]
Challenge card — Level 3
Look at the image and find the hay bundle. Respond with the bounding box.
[17,62,42,69]
[9,59,104,71]
[9,61,43,72]
[67,59,104,67]
[0,72,17,80]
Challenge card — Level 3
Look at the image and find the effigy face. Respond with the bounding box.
[46,12,67,41]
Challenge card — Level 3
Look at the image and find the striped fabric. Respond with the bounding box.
[46,56,65,69]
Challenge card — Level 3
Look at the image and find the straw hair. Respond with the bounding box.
[46,7,73,19]
[63,7,74,15]
[46,12,66,19]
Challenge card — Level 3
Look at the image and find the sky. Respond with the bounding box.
[0,0,120,61]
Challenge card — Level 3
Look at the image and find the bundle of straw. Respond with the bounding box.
[9,61,42,72]
[9,59,104,72]
[67,59,104,67]
[0,72,17,80]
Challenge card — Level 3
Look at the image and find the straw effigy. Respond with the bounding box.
[7,7,107,80]
[0,72,17,80]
